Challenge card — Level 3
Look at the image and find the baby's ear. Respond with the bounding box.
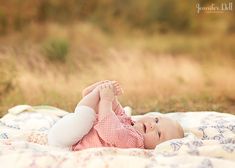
[123,106,132,116]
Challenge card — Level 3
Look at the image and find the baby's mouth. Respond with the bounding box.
[143,123,146,133]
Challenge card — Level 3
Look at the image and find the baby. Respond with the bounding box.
[48,81,184,150]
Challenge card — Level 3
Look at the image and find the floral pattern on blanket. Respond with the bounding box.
[0,106,235,168]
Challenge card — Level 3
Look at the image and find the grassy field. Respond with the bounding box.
[0,22,235,116]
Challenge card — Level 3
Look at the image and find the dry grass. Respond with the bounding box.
[0,22,235,116]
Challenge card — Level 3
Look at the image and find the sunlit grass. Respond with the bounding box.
[0,22,235,116]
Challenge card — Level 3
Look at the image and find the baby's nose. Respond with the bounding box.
[149,122,156,130]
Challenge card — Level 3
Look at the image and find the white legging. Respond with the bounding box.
[48,105,96,148]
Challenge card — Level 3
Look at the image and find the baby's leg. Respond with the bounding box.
[77,86,100,112]
[48,88,100,148]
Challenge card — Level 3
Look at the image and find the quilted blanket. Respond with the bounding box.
[0,105,234,168]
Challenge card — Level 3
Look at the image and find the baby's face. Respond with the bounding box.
[133,116,183,149]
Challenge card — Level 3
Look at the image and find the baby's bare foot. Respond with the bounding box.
[94,80,123,96]
[99,83,115,102]
[112,81,124,96]
[82,80,109,96]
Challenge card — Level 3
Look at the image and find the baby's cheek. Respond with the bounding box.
[145,132,159,144]
[143,133,159,149]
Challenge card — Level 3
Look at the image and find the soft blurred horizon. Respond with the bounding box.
[0,0,235,116]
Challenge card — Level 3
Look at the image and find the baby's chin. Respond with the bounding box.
[133,123,143,134]
[144,141,158,149]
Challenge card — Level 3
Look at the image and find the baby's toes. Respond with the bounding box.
[113,81,119,86]
[102,80,110,84]
[99,83,106,90]
[116,88,123,95]
[114,85,123,95]
[101,83,113,90]
[108,83,114,90]
[99,83,115,101]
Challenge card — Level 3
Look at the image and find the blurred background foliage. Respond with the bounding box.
[0,0,235,116]
[0,0,234,34]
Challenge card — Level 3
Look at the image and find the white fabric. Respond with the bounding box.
[0,106,235,168]
[7,105,68,117]
[47,105,96,148]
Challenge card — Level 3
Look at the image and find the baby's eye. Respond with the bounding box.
[155,117,159,123]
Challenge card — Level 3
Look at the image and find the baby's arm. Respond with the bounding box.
[95,83,143,148]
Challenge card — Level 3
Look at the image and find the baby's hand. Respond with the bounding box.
[111,81,124,96]
[99,82,115,102]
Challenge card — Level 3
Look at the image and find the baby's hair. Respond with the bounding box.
[176,121,184,138]
[159,115,184,139]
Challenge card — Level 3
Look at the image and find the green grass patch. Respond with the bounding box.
[42,38,69,62]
